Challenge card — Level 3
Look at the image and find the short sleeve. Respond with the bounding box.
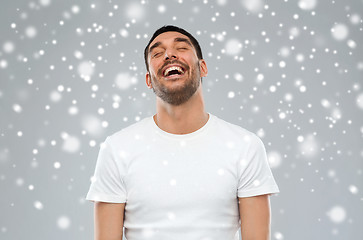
[237,134,280,198]
[85,137,127,203]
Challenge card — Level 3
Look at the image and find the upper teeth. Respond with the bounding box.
[164,66,184,76]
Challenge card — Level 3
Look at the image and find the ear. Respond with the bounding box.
[199,59,208,78]
[145,72,152,89]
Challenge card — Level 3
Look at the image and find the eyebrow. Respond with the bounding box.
[149,42,162,54]
[148,37,193,54]
[174,37,193,47]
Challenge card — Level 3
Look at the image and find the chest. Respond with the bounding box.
[124,143,240,212]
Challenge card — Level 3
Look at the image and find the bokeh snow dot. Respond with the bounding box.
[298,134,319,158]
[119,29,129,38]
[241,0,264,13]
[267,151,282,168]
[228,91,235,98]
[34,201,44,210]
[284,93,293,102]
[299,86,306,92]
[25,26,37,38]
[57,215,71,230]
[0,60,8,69]
[298,0,317,10]
[15,178,24,186]
[348,185,358,194]
[61,135,80,153]
[327,205,346,223]
[3,41,15,53]
[279,47,290,58]
[54,162,61,169]
[296,54,305,62]
[167,212,176,220]
[234,73,243,82]
[74,50,83,59]
[50,90,62,102]
[279,112,286,119]
[39,0,51,6]
[321,99,331,108]
[289,27,300,38]
[71,5,80,14]
[350,14,361,25]
[331,107,342,120]
[115,72,137,90]
[331,24,349,41]
[13,104,22,113]
[347,39,356,49]
[279,61,286,68]
[170,179,177,186]
[77,61,95,80]
[216,0,228,5]
[224,39,242,56]
[126,3,145,21]
[274,232,284,240]
[257,74,264,82]
[68,106,79,115]
[270,85,277,92]
[356,93,363,109]
[158,5,166,13]
[81,115,103,136]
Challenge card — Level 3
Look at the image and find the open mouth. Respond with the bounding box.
[162,66,185,78]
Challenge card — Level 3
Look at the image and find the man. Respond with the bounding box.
[86,25,280,240]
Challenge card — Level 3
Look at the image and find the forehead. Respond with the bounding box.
[149,31,192,48]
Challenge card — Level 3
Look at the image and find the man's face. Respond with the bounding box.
[146,31,207,106]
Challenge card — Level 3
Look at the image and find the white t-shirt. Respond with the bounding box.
[86,112,280,240]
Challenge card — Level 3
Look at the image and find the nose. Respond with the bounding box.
[164,48,178,61]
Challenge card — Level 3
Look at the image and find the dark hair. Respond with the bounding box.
[144,25,203,72]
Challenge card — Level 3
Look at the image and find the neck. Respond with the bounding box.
[154,85,209,135]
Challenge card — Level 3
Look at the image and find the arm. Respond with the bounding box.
[94,201,125,240]
[238,194,271,240]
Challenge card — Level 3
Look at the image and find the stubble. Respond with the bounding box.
[150,61,201,106]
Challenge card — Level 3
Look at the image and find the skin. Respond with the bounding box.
[94,201,125,240]
[94,31,272,240]
[145,31,209,135]
[239,194,272,240]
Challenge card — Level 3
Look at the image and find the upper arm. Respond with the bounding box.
[94,201,126,240]
[238,194,271,240]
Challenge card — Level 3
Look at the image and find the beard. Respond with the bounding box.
[150,60,201,106]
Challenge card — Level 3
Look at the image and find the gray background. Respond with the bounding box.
[1,0,363,239]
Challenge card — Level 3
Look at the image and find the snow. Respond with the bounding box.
[25,26,37,38]
[331,23,349,41]
[298,0,317,10]
[1,0,362,239]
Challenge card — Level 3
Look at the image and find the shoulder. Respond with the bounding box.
[212,114,261,144]
[106,116,151,145]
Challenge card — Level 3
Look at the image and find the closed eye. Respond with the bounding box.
[153,52,162,58]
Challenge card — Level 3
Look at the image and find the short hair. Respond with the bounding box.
[144,25,203,72]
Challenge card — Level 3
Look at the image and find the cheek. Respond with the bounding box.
[150,60,161,73]
[185,55,199,66]
[150,62,161,75]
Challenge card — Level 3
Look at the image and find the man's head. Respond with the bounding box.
[144,25,207,106]
[144,25,203,72]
